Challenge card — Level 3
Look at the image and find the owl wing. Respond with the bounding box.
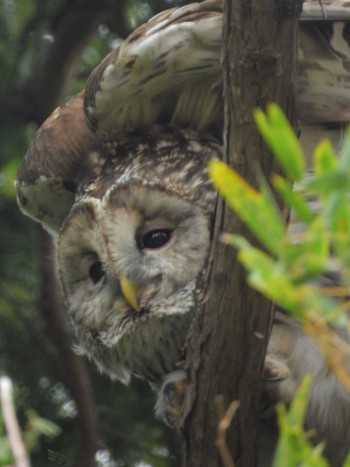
[84,0,223,138]
[15,92,101,234]
[16,0,350,233]
[85,0,350,136]
[15,0,224,233]
[299,2,350,126]
[302,0,350,20]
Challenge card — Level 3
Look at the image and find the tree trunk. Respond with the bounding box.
[182,1,303,466]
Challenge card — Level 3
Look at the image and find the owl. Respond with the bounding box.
[57,124,220,385]
[15,0,350,465]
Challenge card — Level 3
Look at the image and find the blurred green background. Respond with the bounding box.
[0,1,190,465]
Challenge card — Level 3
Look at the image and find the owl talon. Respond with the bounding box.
[155,370,188,427]
[163,375,187,406]
[263,355,289,383]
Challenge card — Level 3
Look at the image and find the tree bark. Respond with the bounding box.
[182,1,303,466]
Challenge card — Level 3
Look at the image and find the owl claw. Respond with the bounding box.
[163,374,187,405]
[263,355,290,382]
[155,370,187,427]
[258,355,290,418]
[154,356,290,426]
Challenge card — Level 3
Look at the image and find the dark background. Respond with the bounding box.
[0,1,191,465]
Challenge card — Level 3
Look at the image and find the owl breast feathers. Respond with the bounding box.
[15,1,350,465]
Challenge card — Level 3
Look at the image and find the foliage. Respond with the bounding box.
[272,376,328,467]
[0,0,183,465]
[210,103,350,464]
[0,411,13,467]
[0,381,61,465]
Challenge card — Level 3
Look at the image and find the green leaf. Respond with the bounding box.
[324,195,350,232]
[273,375,329,467]
[209,159,285,256]
[339,127,350,175]
[313,139,338,175]
[24,410,61,452]
[287,374,311,426]
[0,160,19,199]
[226,233,341,324]
[26,410,61,438]
[284,220,329,283]
[272,175,314,223]
[305,171,350,195]
[227,235,303,314]
[0,435,12,465]
[322,194,350,260]
[254,104,305,181]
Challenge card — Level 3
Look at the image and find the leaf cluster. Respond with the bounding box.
[210,104,350,465]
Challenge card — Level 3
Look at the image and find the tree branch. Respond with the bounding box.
[183,1,303,466]
[0,376,31,467]
[215,396,240,467]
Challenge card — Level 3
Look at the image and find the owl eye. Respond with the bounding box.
[141,229,173,249]
[89,261,105,284]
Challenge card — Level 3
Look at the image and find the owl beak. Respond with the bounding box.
[119,275,140,312]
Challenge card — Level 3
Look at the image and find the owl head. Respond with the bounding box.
[57,125,221,383]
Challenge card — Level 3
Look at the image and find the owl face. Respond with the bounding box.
[57,126,221,384]
[58,187,211,383]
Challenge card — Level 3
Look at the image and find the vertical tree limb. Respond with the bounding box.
[183,1,303,466]
[0,376,31,467]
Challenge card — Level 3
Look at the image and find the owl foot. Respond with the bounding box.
[263,354,290,382]
[260,354,290,418]
[155,370,187,427]
[155,357,290,426]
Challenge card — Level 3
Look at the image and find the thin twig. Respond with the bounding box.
[318,0,327,19]
[0,376,32,467]
[215,395,240,467]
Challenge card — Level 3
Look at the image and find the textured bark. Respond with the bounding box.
[183,1,303,466]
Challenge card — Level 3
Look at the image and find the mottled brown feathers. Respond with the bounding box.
[17,0,350,232]
[75,124,221,213]
[18,92,100,187]
[84,0,222,126]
